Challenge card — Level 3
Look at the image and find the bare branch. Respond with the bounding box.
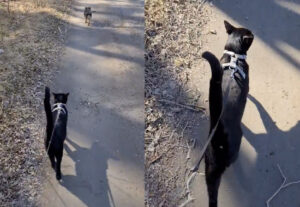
[179,172,198,207]
[266,164,300,207]
[159,99,205,112]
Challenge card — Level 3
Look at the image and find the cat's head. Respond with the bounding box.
[224,20,254,55]
[85,7,91,12]
[53,92,69,104]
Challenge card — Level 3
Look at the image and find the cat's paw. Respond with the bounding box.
[56,173,62,180]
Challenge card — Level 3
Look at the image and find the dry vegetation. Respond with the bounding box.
[145,0,210,206]
[0,0,71,205]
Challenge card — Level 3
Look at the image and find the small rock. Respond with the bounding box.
[146,108,152,113]
[0,84,4,92]
[168,81,176,90]
[0,49,4,55]
[154,88,160,95]
[210,30,217,35]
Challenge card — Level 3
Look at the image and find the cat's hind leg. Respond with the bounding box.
[88,16,91,26]
[55,148,63,180]
[48,150,56,170]
[205,153,226,207]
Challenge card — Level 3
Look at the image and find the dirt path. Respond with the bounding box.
[186,1,300,206]
[40,0,144,206]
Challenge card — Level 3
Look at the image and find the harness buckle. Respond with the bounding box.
[222,50,247,79]
[52,103,66,114]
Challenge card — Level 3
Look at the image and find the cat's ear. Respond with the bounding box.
[224,20,235,34]
[66,93,69,97]
[52,92,57,102]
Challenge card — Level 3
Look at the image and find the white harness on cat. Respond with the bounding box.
[46,103,67,154]
[222,50,247,79]
[52,103,66,114]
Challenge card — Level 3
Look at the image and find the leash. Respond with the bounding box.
[46,103,67,154]
[192,50,247,171]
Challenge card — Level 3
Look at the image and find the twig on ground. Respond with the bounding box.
[179,172,198,207]
[148,120,183,165]
[149,154,163,164]
[170,118,183,140]
[147,129,162,152]
[7,0,10,14]
[150,144,187,165]
[186,138,195,160]
[266,164,300,207]
[159,99,205,112]
[181,121,189,138]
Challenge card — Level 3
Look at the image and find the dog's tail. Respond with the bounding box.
[202,51,223,133]
[44,86,53,150]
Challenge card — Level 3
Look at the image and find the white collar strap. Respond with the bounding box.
[223,50,247,60]
[222,50,247,79]
[52,103,67,114]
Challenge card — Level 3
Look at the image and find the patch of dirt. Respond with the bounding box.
[0,0,71,206]
[145,0,212,206]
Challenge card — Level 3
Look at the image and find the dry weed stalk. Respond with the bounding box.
[7,0,10,13]
[0,0,72,205]
[179,172,197,207]
[266,164,300,207]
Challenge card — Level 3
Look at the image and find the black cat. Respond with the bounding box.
[201,20,254,207]
[44,86,69,180]
[84,7,92,26]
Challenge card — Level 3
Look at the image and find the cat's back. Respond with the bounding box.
[221,62,249,125]
[52,110,68,137]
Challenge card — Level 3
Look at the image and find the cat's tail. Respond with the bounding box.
[202,51,223,82]
[202,51,223,133]
[44,86,53,151]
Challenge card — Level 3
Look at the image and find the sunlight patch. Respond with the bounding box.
[276,0,300,16]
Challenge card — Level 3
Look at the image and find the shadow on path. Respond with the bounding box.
[225,94,300,207]
[41,0,144,206]
[59,137,117,207]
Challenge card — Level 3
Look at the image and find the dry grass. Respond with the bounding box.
[0,0,71,206]
[145,0,209,206]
